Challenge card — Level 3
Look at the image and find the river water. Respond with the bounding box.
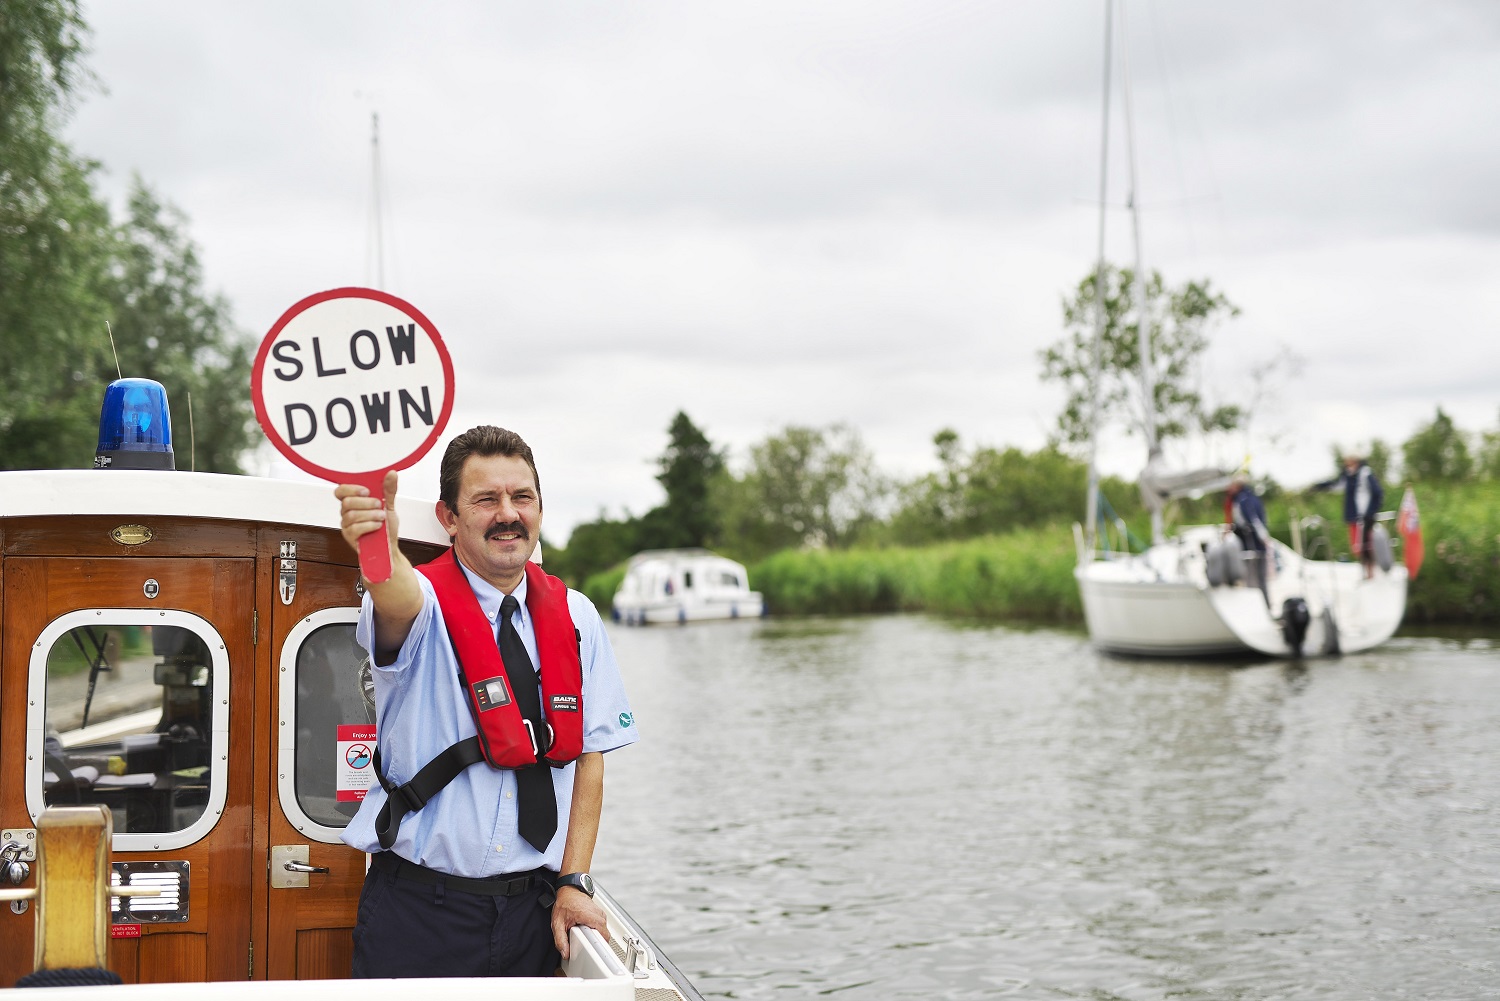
[595,616,1500,1000]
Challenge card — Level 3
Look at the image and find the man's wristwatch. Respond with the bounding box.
[555,872,595,898]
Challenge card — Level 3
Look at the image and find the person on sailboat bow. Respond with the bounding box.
[334,426,638,978]
[1314,453,1384,580]
[1225,476,1273,607]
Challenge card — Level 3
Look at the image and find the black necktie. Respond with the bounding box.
[499,594,558,853]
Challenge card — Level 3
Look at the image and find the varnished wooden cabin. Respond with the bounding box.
[0,466,450,985]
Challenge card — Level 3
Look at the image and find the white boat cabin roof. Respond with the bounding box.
[0,468,450,547]
[624,547,747,571]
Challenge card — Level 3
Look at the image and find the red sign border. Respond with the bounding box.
[251,287,456,482]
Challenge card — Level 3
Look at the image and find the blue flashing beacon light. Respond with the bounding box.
[95,378,175,470]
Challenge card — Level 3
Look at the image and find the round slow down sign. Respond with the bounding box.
[252,287,455,582]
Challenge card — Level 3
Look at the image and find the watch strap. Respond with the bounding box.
[555,872,594,897]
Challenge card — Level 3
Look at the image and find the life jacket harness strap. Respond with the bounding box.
[372,739,485,851]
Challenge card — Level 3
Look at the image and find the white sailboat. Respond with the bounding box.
[1072,1,1407,658]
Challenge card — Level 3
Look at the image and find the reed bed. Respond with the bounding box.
[577,483,1500,625]
[748,529,1081,621]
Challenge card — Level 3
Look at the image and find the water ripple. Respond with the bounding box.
[596,617,1500,999]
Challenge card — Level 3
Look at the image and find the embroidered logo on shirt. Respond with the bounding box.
[618,712,634,728]
[473,676,512,711]
[550,694,579,712]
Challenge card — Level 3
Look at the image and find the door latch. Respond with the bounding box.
[279,541,297,605]
[270,845,328,888]
[1,840,32,886]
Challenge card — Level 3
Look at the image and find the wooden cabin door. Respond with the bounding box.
[0,553,255,987]
[258,542,369,980]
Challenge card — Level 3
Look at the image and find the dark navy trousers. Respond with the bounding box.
[350,863,560,978]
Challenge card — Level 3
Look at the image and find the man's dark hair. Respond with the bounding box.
[438,426,540,512]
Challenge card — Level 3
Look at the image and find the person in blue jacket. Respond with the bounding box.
[1315,453,1384,579]
[1226,475,1273,607]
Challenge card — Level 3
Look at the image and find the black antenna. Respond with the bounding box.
[188,391,196,472]
[105,321,123,379]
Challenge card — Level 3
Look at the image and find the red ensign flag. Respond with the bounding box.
[1398,487,1424,581]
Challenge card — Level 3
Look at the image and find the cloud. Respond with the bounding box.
[71,0,1500,540]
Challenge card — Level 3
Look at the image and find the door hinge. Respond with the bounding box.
[247,939,253,979]
[252,608,258,646]
[279,540,298,604]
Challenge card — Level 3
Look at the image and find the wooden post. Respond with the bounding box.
[33,805,113,972]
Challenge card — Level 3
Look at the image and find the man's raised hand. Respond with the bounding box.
[335,470,401,559]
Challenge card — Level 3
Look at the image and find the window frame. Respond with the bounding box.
[277,606,366,844]
[26,608,231,852]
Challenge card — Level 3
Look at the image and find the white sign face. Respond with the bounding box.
[253,289,454,480]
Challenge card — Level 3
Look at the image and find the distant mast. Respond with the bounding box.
[1115,0,1164,544]
[1084,0,1114,560]
[1084,0,1165,554]
[368,111,386,289]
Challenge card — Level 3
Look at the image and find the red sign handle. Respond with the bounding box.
[352,470,394,584]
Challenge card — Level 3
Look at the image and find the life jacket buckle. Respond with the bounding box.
[521,719,555,758]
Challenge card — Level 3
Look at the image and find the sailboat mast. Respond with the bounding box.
[1117,0,1164,543]
[370,112,385,289]
[1084,0,1115,560]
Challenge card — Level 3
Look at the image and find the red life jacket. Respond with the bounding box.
[372,550,585,849]
[416,548,584,768]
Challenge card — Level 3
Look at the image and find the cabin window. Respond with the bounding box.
[26,610,230,852]
[278,608,375,842]
[719,572,740,587]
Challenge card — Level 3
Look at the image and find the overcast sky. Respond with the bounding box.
[67,1,1500,542]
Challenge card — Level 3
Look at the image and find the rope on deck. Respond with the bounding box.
[14,967,123,988]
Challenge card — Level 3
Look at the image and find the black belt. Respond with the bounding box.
[370,852,554,897]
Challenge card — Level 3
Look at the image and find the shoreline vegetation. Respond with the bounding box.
[580,481,1500,627]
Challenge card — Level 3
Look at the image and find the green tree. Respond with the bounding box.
[0,3,255,471]
[1041,265,1242,448]
[546,412,725,585]
[716,423,887,560]
[1476,410,1500,481]
[881,428,964,545]
[888,432,1089,543]
[542,512,640,589]
[641,410,723,550]
[1368,439,1393,484]
[0,0,117,467]
[106,180,255,472]
[1402,407,1472,483]
[959,444,1087,536]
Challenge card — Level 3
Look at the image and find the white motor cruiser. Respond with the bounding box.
[611,549,764,626]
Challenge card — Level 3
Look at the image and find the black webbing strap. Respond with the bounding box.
[373,736,486,850]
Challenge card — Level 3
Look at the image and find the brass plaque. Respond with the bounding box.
[110,524,154,546]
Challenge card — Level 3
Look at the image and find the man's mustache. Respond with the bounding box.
[485,521,530,541]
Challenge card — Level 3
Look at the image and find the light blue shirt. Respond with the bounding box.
[342,567,638,876]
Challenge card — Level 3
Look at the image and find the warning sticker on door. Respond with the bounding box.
[337,725,377,802]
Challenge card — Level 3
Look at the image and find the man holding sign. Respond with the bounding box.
[334,426,638,979]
